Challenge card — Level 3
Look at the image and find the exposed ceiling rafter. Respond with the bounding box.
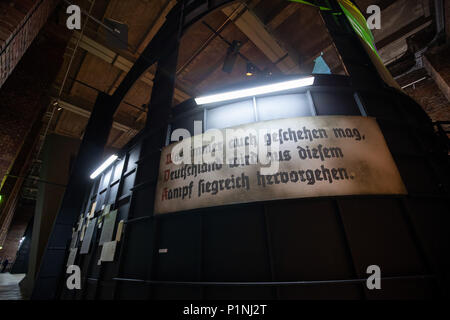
[135,0,177,56]
[70,31,190,102]
[221,3,300,74]
[53,97,142,133]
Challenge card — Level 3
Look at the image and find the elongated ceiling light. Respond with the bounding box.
[195,76,315,105]
[90,155,118,179]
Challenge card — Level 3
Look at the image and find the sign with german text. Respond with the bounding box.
[154,116,407,214]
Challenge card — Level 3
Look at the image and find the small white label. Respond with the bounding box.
[158,248,168,254]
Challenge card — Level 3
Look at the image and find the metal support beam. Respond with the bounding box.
[145,35,180,133]
[32,93,116,300]
[112,1,185,300]
[319,1,386,89]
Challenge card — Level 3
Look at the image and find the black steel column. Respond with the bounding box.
[145,8,183,133]
[319,0,386,89]
[110,2,185,299]
[32,92,115,300]
[146,28,182,299]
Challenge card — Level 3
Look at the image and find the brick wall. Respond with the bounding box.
[397,45,450,127]
[404,81,450,122]
[0,15,70,247]
[0,0,59,89]
[0,22,67,192]
[401,70,450,123]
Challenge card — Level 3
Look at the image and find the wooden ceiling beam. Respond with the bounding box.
[423,55,450,102]
[135,0,177,56]
[376,16,433,50]
[107,71,125,94]
[221,3,300,74]
[71,32,190,102]
[266,2,299,31]
[52,97,142,133]
[113,0,178,148]
[377,18,433,64]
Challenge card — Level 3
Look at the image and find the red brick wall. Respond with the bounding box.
[396,46,450,126]
[403,73,450,123]
[0,24,67,191]
[0,15,70,246]
[0,0,59,89]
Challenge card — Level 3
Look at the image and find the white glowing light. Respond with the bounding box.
[195,77,315,105]
[90,155,118,179]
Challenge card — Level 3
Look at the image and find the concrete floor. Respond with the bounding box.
[0,273,25,300]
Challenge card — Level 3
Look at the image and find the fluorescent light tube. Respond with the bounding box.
[195,76,315,105]
[90,155,118,179]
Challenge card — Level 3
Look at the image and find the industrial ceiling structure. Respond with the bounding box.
[47,0,437,150]
[0,0,449,300]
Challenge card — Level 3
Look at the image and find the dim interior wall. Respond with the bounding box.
[59,81,449,300]
[0,202,34,265]
[11,216,34,274]
[0,3,62,191]
[0,15,71,249]
[20,134,80,297]
[446,0,450,43]
[403,72,450,122]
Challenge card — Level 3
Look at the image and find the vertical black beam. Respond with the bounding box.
[110,153,131,300]
[145,33,182,132]
[319,0,385,89]
[262,206,279,299]
[111,1,184,106]
[146,4,184,298]
[103,2,185,299]
[32,92,115,300]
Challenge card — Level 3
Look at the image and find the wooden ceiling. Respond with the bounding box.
[48,0,433,150]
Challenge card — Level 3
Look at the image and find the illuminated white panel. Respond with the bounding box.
[195,77,315,105]
[206,99,254,130]
[256,93,311,121]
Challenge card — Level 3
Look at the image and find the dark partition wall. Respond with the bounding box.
[11,217,34,274]
[59,75,449,299]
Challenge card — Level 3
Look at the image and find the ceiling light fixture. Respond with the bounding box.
[195,76,315,105]
[90,155,118,179]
